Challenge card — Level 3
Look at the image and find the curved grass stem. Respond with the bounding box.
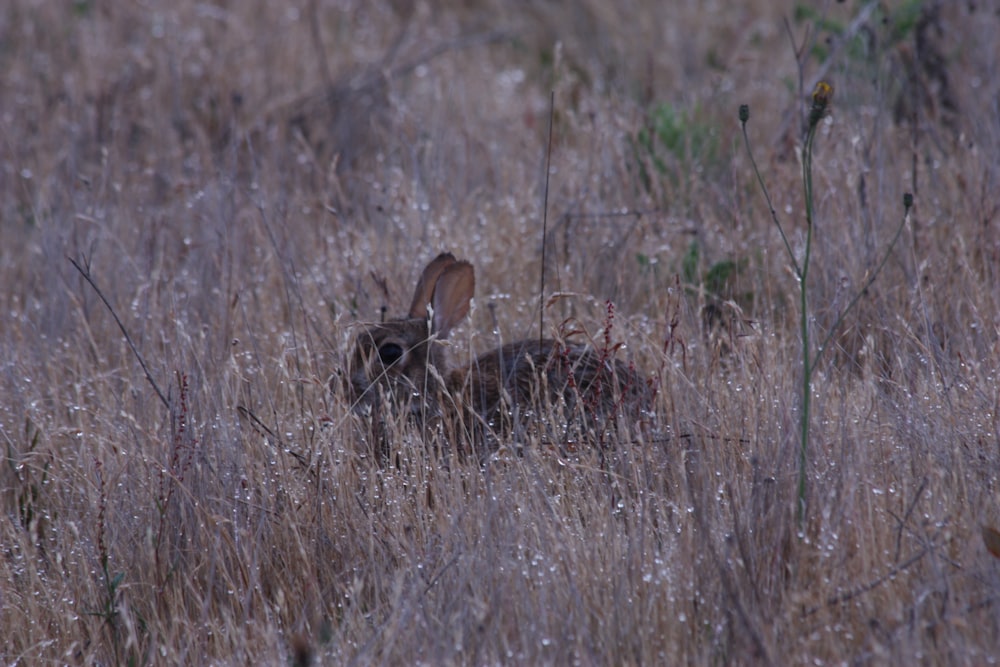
[740,119,801,278]
[812,201,911,371]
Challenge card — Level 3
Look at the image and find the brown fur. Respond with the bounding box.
[347,253,652,458]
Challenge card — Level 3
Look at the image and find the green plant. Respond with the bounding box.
[680,240,753,332]
[739,86,911,525]
[682,240,749,299]
[793,1,924,64]
[631,102,719,197]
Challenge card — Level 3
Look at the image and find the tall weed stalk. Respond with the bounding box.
[739,85,912,525]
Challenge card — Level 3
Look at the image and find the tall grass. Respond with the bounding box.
[2,1,999,664]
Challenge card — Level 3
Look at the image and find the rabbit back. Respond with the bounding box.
[450,338,652,444]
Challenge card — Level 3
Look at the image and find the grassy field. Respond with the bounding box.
[3,1,999,664]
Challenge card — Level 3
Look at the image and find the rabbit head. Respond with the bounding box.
[347,253,474,423]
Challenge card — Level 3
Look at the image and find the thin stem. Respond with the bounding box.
[539,90,554,347]
[68,256,170,410]
[740,121,801,277]
[812,201,910,370]
[797,124,818,525]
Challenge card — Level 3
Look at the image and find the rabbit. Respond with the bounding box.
[346,252,653,458]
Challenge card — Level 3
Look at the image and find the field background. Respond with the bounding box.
[3,1,1000,664]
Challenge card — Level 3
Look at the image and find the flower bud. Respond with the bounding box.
[809,81,834,128]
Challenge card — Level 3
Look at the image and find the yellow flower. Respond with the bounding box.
[809,81,834,128]
[812,81,834,109]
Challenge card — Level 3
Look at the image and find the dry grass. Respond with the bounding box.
[2,0,999,664]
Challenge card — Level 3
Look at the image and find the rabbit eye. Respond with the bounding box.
[378,342,404,366]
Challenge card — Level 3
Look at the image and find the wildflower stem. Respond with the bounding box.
[812,196,911,370]
[797,121,819,524]
[740,118,801,277]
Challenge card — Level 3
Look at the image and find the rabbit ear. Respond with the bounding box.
[430,261,474,339]
[409,253,458,319]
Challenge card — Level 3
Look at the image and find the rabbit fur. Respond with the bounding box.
[347,252,652,457]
